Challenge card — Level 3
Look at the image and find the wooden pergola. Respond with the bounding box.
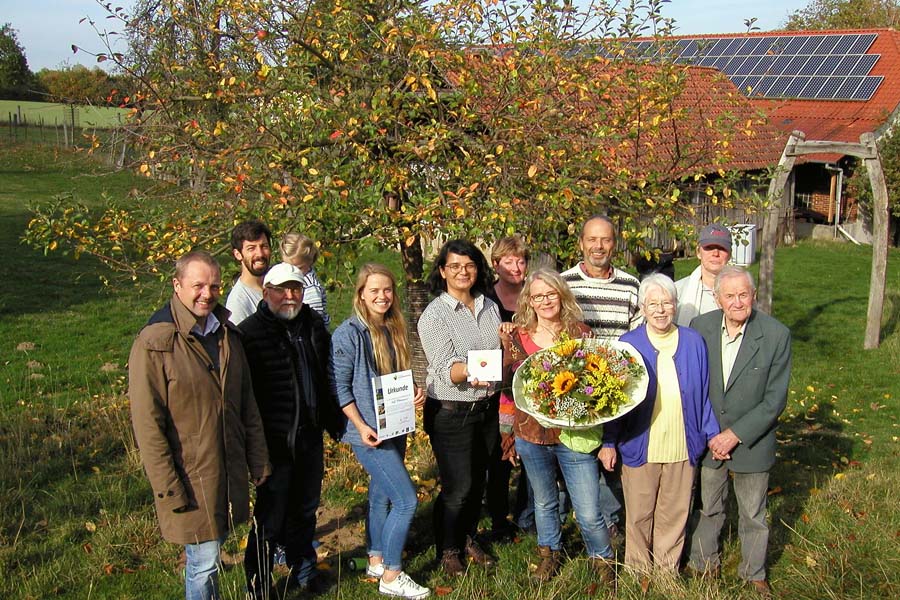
[758,130,890,349]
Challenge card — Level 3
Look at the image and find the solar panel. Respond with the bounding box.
[831,34,857,54]
[817,77,844,100]
[850,34,877,54]
[852,76,882,100]
[816,36,840,55]
[798,35,825,55]
[834,76,865,99]
[765,77,792,97]
[614,32,883,101]
[815,55,842,76]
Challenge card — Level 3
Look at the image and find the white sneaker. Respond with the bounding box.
[366,562,385,578]
[378,571,431,599]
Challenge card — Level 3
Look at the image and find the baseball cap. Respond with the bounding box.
[263,262,305,287]
[698,224,732,250]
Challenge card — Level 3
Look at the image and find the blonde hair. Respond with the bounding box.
[491,235,530,264]
[352,264,411,374]
[513,268,584,336]
[280,232,319,267]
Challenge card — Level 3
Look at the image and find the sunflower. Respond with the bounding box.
[552,371,578,396]
[585,354,608,374]
[554,339,579,357]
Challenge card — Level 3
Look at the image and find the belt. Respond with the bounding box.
[430,393,499,413]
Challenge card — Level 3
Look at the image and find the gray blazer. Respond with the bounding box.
[691,309,792,473]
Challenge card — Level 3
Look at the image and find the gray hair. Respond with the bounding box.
[714,265,755,295]
[638,273,677,306]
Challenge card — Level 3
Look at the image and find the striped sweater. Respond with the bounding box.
[561,263,642,340]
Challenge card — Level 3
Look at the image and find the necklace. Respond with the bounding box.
[537,322,563,341]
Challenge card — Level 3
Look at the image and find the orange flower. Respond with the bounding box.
[552,371,577,396]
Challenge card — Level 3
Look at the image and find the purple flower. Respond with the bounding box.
[584,386,594,395]
[539,382,550,391]
[542,360,552,371]
[575,349,586,358]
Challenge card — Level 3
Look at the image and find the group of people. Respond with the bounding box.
[127,215,791,600]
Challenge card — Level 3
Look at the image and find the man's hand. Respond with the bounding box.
[252,475,268,487]
[709,428,740,460]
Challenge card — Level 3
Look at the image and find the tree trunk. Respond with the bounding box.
[401,236,430,387]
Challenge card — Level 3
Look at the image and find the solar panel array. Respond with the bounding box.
[615,33,883,101]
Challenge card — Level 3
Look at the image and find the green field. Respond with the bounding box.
[1,140,898,599]
[0,99,130,128]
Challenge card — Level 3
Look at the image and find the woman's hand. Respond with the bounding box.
[359,423,381,448]
[598,446,617,471]
[413,385,426,409]
[498,322,518,343]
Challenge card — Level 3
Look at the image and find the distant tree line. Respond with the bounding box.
[1,22,132,106]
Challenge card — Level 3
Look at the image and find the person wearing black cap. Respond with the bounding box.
[674,224,733,327]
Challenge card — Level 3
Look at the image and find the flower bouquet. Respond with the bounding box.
[512,337,649,430]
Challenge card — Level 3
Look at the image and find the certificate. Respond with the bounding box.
[467,348,502,382]
[371,369,416,440]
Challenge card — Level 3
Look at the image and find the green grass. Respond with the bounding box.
[1,141,898,599]
[0,100,130,128]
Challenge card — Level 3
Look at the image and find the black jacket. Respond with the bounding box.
[238,301,341,463]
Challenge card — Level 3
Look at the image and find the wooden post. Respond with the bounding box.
[759,130,804,315]
[861,132,889,349]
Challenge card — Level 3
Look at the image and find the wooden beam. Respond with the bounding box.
[786,140,877,159]
[759,130,804,315]
[861,132,889,349]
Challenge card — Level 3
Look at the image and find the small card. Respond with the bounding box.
[371,369,416,440]
[467,348,502,382]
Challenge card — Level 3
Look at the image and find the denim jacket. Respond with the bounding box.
[332,314,392,446]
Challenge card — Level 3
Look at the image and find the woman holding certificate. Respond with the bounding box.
[332,264,430,600]
[418,239,503,577]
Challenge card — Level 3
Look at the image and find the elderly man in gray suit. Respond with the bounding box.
[686,265,791,598]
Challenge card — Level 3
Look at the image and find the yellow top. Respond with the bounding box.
[646,326,688,463]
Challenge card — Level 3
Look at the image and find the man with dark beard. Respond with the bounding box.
[238,262,341,598]
[225,220,272,324]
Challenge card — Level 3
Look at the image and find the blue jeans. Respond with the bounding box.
[352,437,418,571]
[244,431,324,597]
[515,438,613,559]
[185,537,224,600]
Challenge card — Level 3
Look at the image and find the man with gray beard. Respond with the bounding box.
[238,262,341,598]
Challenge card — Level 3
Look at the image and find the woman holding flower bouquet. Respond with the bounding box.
[418,239,503,576]
[500,268,617,584]
[599,274,719,587]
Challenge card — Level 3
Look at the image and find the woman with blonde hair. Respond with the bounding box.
[332,263,429,599]
[500,268,616,584]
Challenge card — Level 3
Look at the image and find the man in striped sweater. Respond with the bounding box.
[562,215,642,340]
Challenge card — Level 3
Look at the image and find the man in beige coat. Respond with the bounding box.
[129,250,270,600]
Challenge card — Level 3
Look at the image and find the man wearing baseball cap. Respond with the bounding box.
[674,224,733,326]
[238,262,341,598]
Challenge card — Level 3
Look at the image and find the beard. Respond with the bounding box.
[274,302,301,321]
[244,255,270,277]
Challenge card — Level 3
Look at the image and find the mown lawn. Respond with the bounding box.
[0,141,898,599]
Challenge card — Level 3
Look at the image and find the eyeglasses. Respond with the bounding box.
[530,291,560,303]
[444,263,477,274]
[267,285,304,295]
[644,300,675,312]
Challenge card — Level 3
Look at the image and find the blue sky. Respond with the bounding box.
[2,0,812,72]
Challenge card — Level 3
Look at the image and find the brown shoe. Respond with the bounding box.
[749,579,772,598]
[465,536,496,566]
[440,549,465,576]
[532,546,561,582]
[589,556,616,585]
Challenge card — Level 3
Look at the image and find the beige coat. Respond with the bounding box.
[128,295,270,544]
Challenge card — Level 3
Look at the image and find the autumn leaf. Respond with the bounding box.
[435,586,454,596]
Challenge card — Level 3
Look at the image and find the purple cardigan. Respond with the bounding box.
[602,324,719,467]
